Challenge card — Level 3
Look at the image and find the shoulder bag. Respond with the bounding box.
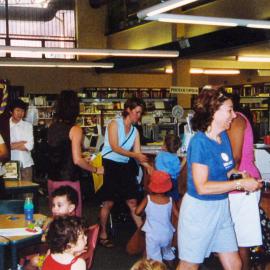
[92,126,135,193]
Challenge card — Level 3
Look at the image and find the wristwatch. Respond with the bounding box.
[235,180,243,191]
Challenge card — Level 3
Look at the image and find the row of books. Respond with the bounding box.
[78,87,175,99]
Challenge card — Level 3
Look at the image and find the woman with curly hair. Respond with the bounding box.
[177,87,262,270]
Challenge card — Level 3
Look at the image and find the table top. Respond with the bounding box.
[4,180,39,189]
[254,143,270,149]
[141,145,186,157]
[0,214,46,243]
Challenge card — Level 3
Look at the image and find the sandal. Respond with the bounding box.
[99,237,114,248]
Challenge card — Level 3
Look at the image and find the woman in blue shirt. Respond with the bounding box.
[177,88,262,270]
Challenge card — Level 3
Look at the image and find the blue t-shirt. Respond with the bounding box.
[187,131,234,200]
[155,151,181,180]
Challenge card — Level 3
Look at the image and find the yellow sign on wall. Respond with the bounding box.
[170,86,199,95]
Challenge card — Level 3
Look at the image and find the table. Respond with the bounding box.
[0,213,46,270]
[4,180,40,211]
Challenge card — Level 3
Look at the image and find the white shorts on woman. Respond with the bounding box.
[229,190,262,247]
[178,193,238,264]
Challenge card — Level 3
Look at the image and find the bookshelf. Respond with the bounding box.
[224,83,270,140]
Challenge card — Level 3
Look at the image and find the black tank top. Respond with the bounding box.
[47,122,79,181]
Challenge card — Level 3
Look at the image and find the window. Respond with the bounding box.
[0,0,75,59]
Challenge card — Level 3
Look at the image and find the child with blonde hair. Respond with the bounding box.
[130,258,167,270]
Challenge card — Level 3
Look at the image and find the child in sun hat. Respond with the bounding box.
[136,170,179,265]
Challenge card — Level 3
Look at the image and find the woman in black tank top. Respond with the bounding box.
[47,90,103,217]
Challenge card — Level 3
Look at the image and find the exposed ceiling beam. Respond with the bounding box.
[98,27,270,70]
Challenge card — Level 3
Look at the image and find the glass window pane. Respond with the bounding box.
[0,39,6,57]
[8,10,75,39]
[0,1,76,59]
[10,40,42,58]
[45,41,75,59]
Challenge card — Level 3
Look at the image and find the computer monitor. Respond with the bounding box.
[152,123,178,141]
[88,133,104,153]
[89,134,98,148]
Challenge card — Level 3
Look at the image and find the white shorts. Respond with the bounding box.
[178,194,238,264]
[229,191,262,247]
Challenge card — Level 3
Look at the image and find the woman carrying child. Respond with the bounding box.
[42,216,87,270]
[136,170,178,266]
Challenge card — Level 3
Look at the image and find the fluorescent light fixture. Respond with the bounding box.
[257,70,270,76]
[247,24,270,29]
[0,60,114,68]
[165,66,173,73]
[190,68,204,74]
[0,46,179,58]
[190,68,240,75]
[148,14,237,27]
[238,56,270,62]
[144,14,270,29]
[2,0,50,8]
[204,69,240,75]
[137,0,199,19]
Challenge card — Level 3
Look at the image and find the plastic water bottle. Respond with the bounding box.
[24,196,34,225]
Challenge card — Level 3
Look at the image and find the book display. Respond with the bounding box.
[21,88,177,144]
[224,83,270,140]
[77,87,177,137]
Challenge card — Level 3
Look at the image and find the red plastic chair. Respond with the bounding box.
[80,224,100,269]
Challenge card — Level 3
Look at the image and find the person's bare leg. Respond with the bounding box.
[126,198,143,228]
[239,247,251,270]
[99,200,114,239]
[176,260,199,270]
[218,251,242,270]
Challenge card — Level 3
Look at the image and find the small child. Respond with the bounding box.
[155,134,182,202]
[50,185,78,217]
[22,186,79,270]
[136,170,178,264]
[130,258,167,270]
[42,216,87,270]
